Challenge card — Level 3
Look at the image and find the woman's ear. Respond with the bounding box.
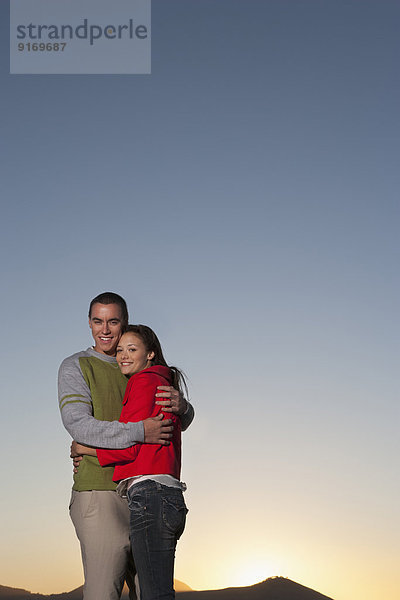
[147,351,155,361]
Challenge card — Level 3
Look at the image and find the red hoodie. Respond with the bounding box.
[96,365,181,482]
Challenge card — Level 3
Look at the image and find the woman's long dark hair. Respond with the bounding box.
[122,324,189,400]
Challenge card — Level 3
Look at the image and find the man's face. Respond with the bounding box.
[89,303,123,356]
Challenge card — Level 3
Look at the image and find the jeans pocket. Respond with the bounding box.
[162,493,188,539]
[128,495,148,532]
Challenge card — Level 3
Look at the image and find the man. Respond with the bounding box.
[58,292,194,600]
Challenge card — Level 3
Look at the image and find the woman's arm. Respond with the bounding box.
[96,444,140,466]
[70,439,140,468]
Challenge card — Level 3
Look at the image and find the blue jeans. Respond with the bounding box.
[127,480,188,600]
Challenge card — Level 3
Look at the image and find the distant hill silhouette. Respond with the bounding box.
[0,580,190,600]
[0,585,83,599]
[178,577,334,599]
[0,577,334,600]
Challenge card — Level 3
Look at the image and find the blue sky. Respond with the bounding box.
[0,2,399,599]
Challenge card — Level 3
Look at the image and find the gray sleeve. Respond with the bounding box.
[180,400,195,431]
[58,356,144,448]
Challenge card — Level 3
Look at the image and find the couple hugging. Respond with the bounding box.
[58,292,194,600]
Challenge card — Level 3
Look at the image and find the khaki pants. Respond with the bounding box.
[70,490,138,600]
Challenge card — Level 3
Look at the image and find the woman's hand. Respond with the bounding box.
[70,440,97,460]
[71,440,82,458]
[155,386,188,414]
[70,440,83,473]
[70,440,97,473]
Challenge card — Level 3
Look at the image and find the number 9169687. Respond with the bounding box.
[18,42,67,51]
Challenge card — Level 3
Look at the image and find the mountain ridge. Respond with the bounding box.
[0,577,334,600]
[178,577,334,599]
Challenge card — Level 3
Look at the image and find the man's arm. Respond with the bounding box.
[180,401,194,431]
[58,355,172,448]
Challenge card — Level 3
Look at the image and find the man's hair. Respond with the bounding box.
[88,292,129,327]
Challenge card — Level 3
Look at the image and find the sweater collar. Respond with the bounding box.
[86,347,118,363]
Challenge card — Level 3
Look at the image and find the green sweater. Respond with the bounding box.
[59,349,136,491]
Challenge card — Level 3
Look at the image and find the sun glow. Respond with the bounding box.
[229,558,279,588]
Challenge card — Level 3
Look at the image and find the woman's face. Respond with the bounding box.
[116,332,154,377]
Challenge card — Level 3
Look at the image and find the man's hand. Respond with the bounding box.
[155,386,188,415]
[143,414,173,444]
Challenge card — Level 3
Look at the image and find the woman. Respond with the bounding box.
[72,324,188,600]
